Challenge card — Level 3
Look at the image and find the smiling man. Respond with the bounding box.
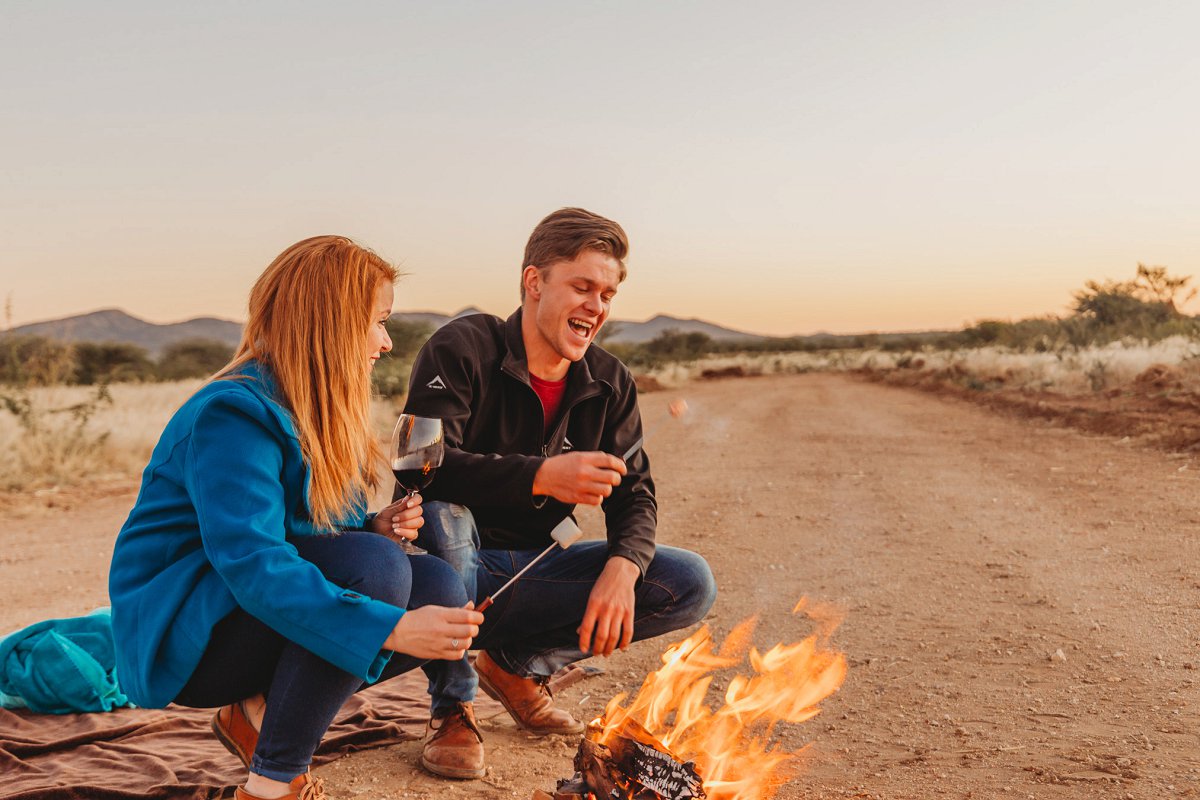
[399,208,717,780]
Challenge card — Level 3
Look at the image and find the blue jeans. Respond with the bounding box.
[417,502,717,713]
[175,531,468,782]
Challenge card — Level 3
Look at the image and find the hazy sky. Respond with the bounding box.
[3,1,1198,336]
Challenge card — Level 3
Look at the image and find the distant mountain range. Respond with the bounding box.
[7,309,245,355]
[393,309,762,345]
[3,308,769,354]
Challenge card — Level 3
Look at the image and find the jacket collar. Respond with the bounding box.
[226,360,301,443]
[502,308,606,394]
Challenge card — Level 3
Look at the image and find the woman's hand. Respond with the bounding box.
[370,493,423,541]
[383,603,484,660]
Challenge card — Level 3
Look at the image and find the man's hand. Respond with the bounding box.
[533,451,627,506]
[370,493,423,542]
[577,556,639,656]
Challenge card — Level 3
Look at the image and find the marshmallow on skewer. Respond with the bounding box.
[476,517,583,612]
[550,516,583,548]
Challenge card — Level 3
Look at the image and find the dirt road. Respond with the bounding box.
[4,373,1198,798]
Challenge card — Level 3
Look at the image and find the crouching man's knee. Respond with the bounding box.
[642,546,717,631]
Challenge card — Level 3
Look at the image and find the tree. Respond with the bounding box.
[73,342,155,384]
[1067,263,1200,343]
[643,329,714,362]
[372,319,435,397]
[384,319,434,360]
[157,338,235,380]
[1070,279,1161,327]
[1133,263,1196,310]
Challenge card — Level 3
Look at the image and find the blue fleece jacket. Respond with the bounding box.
[108,363,403,709]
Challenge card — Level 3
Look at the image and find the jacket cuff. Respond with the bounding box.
[522,457,547,508]
[607,549,648,583]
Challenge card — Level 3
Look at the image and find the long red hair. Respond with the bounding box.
[218,235,397,530]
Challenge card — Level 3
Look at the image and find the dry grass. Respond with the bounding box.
[852,336,1200,393]
[638,336,1200,394]
[9,336,1198,493]
[0,380,405,494]
[638,350,876,386]
[0,381,198,491]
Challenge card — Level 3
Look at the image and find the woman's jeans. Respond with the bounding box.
[174,531,467,783]
[417,502,718,715]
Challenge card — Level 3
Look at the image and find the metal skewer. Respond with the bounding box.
[477,401,687,611]
[476,518,583,612]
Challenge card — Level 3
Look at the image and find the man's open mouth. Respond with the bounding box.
[568,318,595,338]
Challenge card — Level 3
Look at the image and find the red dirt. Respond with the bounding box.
[862,363,1200,452]
[3,373,1199,798]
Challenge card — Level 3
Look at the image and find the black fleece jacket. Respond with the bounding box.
[399,309,656,575]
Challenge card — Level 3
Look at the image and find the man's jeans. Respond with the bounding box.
[417,501,718,714]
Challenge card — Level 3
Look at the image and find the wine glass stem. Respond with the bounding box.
[399,488,424,554]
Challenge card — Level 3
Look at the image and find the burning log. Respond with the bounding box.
[534,600,847,800]
[547,716,705,800]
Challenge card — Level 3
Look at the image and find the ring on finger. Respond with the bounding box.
[451,638,459,648]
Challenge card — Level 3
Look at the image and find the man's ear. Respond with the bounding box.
[522,265,542,300]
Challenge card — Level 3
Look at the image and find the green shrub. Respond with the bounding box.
[73,342,155,384]
[370,319,434,398]
[157,338,234,381]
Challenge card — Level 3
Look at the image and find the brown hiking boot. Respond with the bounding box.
[212,700,259,768]
[234,772,326,800]
[420,702,486,780]
[474,651,584,735]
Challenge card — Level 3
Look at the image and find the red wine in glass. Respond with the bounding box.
[390,415,444,553]
[391,450,439,494]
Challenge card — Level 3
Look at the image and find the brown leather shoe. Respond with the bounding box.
[234,772,326,800]
[474,651,584,735]
[212,700,258,768]
[420,702,486,779]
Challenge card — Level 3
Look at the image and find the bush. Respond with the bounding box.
[0,333,118,488]
[73,342,155,384]
[0,334,75,385]
[371,319,435,397]
[612,329,716,369]
[157,338,234,381]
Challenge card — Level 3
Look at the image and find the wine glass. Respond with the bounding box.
[390,414,444,553]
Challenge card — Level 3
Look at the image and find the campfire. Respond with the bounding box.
[534,599,847,800]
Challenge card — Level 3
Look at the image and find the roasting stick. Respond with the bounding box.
[478,401,688,613]
[475,518,583,612]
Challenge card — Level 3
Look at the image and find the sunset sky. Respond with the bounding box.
[3,1,1198,337]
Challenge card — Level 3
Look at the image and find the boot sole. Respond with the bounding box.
[211,712,253,768]
[420,754,486,780]
[475,670,584,736]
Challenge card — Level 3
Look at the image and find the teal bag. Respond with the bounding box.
[0,607,132,714]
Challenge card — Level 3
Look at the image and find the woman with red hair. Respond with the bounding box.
[109,236,483,800]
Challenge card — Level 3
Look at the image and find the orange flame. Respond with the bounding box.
[595,599,847,800]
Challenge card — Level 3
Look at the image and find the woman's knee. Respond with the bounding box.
[330,533,411,607]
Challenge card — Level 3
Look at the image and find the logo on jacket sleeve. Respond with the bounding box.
[426,375,447,390]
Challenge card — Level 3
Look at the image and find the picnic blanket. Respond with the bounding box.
[0,665,596,800]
